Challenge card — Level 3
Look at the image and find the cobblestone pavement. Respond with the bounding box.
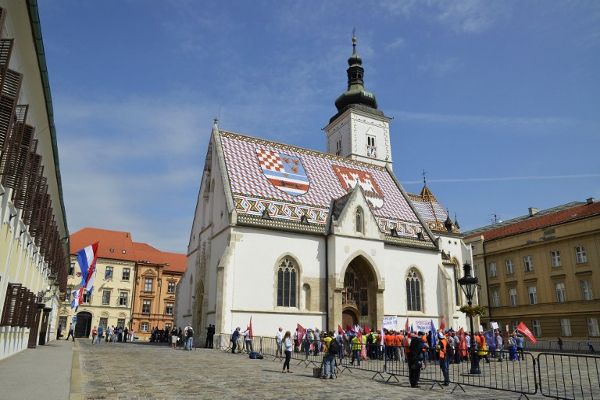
[76,340,553,400]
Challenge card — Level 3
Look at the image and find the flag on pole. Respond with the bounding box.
[380,326,384,346]
[516,322,537,343]
[430,319,437,348]
[410,324,414,333]
[338,324,343,334]
[296,323,306,340]
[77,242,99,294]
[248,316,253,339]
[71,287,83,312]
[440,316,446,331]
[405,317,409,331]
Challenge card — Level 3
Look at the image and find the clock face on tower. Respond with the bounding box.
[367,145,377,158]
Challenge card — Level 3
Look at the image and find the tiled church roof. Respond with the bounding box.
[218,131,431,245]
[407,186,457,233]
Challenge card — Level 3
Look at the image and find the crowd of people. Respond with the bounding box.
[90,325,135,343]
[246,325,532,386]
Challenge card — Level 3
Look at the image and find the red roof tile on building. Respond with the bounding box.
[466,201,600,241]
[70,227,135,261]
[70,228,186,274]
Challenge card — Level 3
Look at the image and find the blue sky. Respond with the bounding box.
[38,1,600,253]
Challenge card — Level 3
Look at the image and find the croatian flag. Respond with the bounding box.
[77,242,99,295]
[71,287,83,311]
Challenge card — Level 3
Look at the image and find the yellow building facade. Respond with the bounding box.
[0,2,70,360]
[465,199,600,340]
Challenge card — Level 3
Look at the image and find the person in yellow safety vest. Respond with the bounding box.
[477,332,490,363]
[437,332,450,385]
[350,334,363,366]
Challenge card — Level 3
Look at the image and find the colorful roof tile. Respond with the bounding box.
[219,131,428,241]
[407,186,457,233]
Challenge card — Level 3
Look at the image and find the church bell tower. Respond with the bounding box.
[324,36,393,169]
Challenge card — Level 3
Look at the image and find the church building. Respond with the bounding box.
[176,38,473,340]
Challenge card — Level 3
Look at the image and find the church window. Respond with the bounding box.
[406,269,422,312]
[355,208,363,233]
[343,264,368,316]
[335,139,342,156]
[277,258,297,307]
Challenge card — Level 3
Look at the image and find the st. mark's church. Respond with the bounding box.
[176,38,472,339]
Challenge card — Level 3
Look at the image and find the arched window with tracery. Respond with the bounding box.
[355,207,364,233]
[277,258,297,307]
[343,264,368,316]
[406,268,422,312]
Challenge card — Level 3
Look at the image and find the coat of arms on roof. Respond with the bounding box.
[332,165,384,209]
[256,149,310,196]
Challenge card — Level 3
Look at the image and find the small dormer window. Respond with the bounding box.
[122,250,126,254]
[110,248,115,253]
[355,207,363,233]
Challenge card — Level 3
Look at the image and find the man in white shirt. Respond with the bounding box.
[276,327,283,358]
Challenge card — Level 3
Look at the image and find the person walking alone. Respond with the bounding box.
[66,322,75,341]
[282,331,293,373]
[185,324,194,350]
[276,327,283,359]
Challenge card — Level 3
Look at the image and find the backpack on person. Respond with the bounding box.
[187,328,194,338]
[329,339,340,355]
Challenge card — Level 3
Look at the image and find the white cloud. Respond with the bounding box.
[385,37,406,51]
[380,0,508,34]
[417,56,463,77]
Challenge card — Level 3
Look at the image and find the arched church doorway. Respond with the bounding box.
[75,311,92,338]
[342,256,378,330]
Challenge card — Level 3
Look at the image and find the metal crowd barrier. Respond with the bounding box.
[211,334,599,399]
[537,352,600,400]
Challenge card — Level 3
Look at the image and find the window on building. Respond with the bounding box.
[144,278,153,292]
[142,300,151,314]
[531,320,542,337]
[99,317,108,328]
[58,316,67,331]
[528,286,538,305]
[166,303,173,315]
[355,208,363,234]
[82,292,91,304]
[119,292,128,306]
[575,246,587,264]
[556,282,567,303]
[117,319,125,328]
[65,291,71,302]
[489,262,497,278]
[509,288,517,307]
[102,290,111,305]
[406,269,422,312]
[277,258,297,307]
[105,266,113,280]
[551,251,561,268]
[588,318,600,337]
[524,255,534,272]
[122,268,130,281]
[512,321,519,333]
[560,318,572,336]
[492,290,500,308]
[167,282,175,294]
[366,136,376,157]
[581,280,594,301]
[335,139,342,156]
[68,263,75,276]
[505,259,514,275]
[141,322,149,332]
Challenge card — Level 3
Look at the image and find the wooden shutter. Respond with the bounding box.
[14,286,29,327]
[20,152,41,221]
[1,283,21,326]
[0,38,14,150]
[0,8,7,35]
[0,69,22,156]
[23,164,43,226]
[0,104,28,186]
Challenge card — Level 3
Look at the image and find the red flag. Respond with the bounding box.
[364,325,371,334]
[458,327,468,357]
[405,317,409,331]
[345,324,352,332]
[440,316,446,331]
[516,322,537,343]
[248,316,253,339]
[338,324,343,334]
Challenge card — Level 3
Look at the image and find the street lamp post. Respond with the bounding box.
[458,262,481,375]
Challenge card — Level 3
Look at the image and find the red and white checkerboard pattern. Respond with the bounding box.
[256,149,284,172]
[219,131,426,238]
